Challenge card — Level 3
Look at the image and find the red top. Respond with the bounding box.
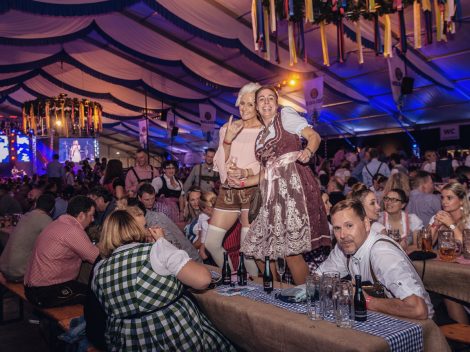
[24,214,99,287]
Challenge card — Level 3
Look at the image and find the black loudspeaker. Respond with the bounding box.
[171,126,179,137]
[401,76,414,95]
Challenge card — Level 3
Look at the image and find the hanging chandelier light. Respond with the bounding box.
[22,93,103,137]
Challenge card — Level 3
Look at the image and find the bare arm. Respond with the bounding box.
[176,260,211,290]
[222,116,244,162]
[366,293,428,320]
[297,126,321,163]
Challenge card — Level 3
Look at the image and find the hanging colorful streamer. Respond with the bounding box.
[320,21,330,66]
[413,0,422,48]
[355,20,364,64]
[288,22,297,66]
[383,14,392,58]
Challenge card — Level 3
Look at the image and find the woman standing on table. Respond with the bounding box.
[229,86,331,285]
[205,82,263,276]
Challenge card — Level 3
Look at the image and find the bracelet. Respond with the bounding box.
[240,180,245,188]
[365,296,373,309]
[223,140,232,145]
[305,146,314,155]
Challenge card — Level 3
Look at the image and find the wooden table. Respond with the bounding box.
[413,258,470,303]
[192,278,450,352]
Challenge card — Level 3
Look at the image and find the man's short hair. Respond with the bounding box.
[36,194,56,213]
[67,195,96,217]
[205,148,216,154]
[368,148,379,159]
[137,183,155,198]
[412,170,431,189]
[330,199,367,221]
[88,187,113,203]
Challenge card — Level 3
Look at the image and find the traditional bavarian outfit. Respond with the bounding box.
[152,175,184,223]
[125,164,158,195]
[183,163,220,193]
[92,240,235,351]
[241,107,331,261]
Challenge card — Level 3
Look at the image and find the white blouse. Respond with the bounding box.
[379,211,423,241]
[152,175,184,196]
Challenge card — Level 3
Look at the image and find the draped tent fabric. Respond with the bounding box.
[0,0,468,156]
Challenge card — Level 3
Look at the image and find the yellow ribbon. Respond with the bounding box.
[320,21,330,66]
[305,0,313,22]
[265,151,300,202]
[22,106,27,132]
[251,0,259,51]
[45,101,50,131]
[369,0,376,12]
[383,14,392,58]
[355,20,364,64]
[433,0,446,42]
[79,101,85,136]
[288,22,297,66]
[422,0,431,12]
[270,0,276,31]
[29,104,36,134]
[413,1,422,48]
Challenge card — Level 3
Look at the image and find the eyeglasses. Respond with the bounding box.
[383,196,402,203]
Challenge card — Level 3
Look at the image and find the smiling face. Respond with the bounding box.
[383,191,405,215]
[362,192,380,221]
[256,88,278,121]
[135,151,147,167]
[441,189,462,213]
[332,208,370,255]
[188,190,201,210]
[238,92,256,121]
[164,163,176,177]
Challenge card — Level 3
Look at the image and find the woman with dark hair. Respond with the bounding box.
[102,159,125,201]
[379,188,423,250]
[91,210,235,351]
[151,160,185,223]
[229,86,330,284]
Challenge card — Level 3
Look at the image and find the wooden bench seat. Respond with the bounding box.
[440,323,470,345]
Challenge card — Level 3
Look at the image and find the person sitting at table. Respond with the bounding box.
[347,183,385,236]
[0,194,55,283]
[316,199,433,320]
[24,195,99,308]
[429,182,470,324]
[91,210,235,351]
[378,188,423,251]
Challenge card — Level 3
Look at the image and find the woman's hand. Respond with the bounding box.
[224,115,244,143]
[147,226,165,242]
[227,166,245,179]
[435,211,454,228]
[227,176,243,188]
[297,148,312,163]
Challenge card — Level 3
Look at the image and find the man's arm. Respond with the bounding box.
[366,293,428,320]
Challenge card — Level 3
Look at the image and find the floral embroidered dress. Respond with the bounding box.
[241,107,331,260]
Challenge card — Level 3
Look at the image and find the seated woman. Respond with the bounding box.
[91,210,235,351]
[348,183,385,236]
[183,186,202,243]
[379,188,423,250]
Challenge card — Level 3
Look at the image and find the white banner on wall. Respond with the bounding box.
[199,104,216,133]
[440,124,460,141]
[303,76,323,125]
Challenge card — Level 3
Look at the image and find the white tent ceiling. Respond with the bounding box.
[0,0,469,156]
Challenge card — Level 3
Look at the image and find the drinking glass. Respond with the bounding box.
[463,229,470,259]
[276,256,286,289]
[305,274,321,320]
[334,280,354,328]
[421,228,433,252]
[320,271,340,319]
[387,229,401,243]
[223,156,239,189]
[438,230,456,262]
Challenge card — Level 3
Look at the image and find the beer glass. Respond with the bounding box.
[463,229,470,260]
[334,280,354,328]
[438,230,456,262]
[421,228,433,252]
[320,271,340,319]
[305,274,321,320]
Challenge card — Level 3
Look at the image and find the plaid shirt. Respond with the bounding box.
[92,243,235,351]
[24,214,99,287]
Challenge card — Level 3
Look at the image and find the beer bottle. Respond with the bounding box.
[263,256,273,293]
[237,252,247,286]
[354,275,367,322]
[222,252,231,285]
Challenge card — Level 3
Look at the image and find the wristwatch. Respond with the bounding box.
[449,224,456,230]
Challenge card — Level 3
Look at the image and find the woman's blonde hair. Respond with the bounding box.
[442,182,470,229]
[98,210,147,258]
[199,191,217,210]
[235,82,261,106]
[348,183,373,203]
[382,172,410,198]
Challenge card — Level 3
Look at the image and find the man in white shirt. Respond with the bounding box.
[316,199,433,320]
[362,148,390,187]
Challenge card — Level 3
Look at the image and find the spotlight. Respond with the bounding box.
[56,120,62,127]
[288,79,297,86]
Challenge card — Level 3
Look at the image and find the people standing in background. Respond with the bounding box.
[46,154,64,191]
[125,149,159,198]
[101,159,125,202]
[362,148,390,188]
[152,160,185,224]
[407,171,441,226]
[421,150,437,174]
[183,148,220,194]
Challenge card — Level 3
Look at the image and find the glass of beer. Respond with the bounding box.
[438,230,456,262]
[462,229,470,260]
[421,228,433,252]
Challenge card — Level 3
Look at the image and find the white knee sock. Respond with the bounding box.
[205,225,229,269]
[241,227,259,277]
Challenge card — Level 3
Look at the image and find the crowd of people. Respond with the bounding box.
[0,82,469,349]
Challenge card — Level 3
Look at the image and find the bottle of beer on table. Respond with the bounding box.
[237,252,247,286]
[222,252,231,285]
[263,256,273,293]
[354,274,367,322]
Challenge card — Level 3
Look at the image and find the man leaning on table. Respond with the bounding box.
[316,199,433,320]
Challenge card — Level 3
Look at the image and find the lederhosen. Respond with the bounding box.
[129,165,156,184]
[197,164,219,188]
